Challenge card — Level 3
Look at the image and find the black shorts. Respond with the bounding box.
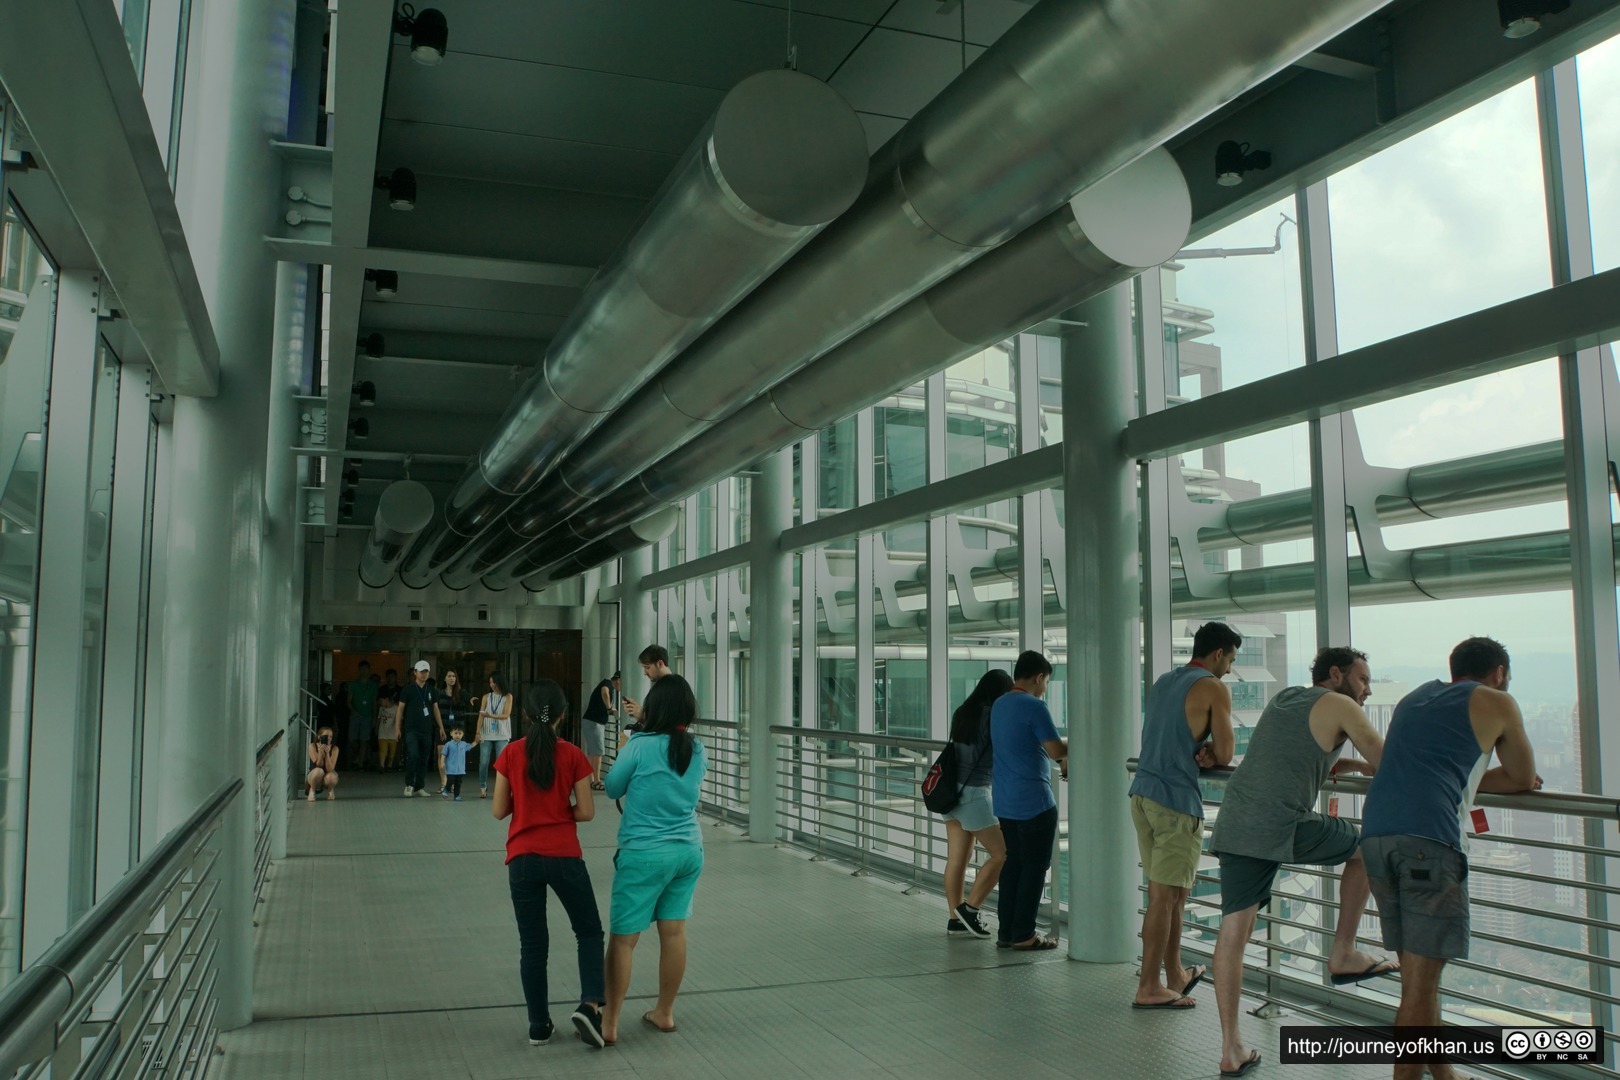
[1216,817,1360,916]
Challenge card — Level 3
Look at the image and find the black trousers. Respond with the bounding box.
[997,806,1059,944]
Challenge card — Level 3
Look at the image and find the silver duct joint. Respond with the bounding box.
[397,69,868,587]
[359,481,435,589]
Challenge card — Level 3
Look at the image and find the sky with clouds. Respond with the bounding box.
[1159,36,1620,696]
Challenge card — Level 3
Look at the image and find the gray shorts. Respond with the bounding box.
[942,785,996,832]
[1215,816,1360,916]
[581,719,605,757]
[1362,834,1470,959]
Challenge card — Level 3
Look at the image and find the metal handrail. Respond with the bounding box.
[0,778,240,1077]
[770,723,941,755]
[1124,756,1620,821]
[256,726,285,765]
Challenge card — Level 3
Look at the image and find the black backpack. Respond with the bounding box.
[921,744,963,814]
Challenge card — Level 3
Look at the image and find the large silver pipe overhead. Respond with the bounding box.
[516,507,682,593]
[471,0,1390,580]
[488,147,1193,589]
[394,69,868,588]
[360,480,435,589]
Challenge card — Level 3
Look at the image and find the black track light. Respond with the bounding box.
[393,5,447,66]
[359,332,386,357]
[1497,0,1569,37]
[1215,140,1272,188]
[343,467,361,485]
[376,167,417,210]
[349,416,370,441]
[352,380,377,407]
[364,269,398,298]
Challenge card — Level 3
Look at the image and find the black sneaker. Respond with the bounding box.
[528,1022,553,1046]
[947,918,968,935]
[571,1002,606,1048]
[955,903,992,939]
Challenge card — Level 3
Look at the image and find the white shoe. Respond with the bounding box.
[404,786,414,797]
[419,788,433,797]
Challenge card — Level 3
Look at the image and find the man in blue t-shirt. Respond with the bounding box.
[990,650,1068,950]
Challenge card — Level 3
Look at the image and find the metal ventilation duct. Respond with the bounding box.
[452,0,1390,583]
[359,480,434,589]
[484,147,1192,590]
[393,70,868,587]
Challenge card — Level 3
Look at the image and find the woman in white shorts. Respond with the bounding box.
[940,670,1012,939]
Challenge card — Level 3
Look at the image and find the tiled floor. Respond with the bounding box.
[215,772,1392,1079]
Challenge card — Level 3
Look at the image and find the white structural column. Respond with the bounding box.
[154,0,298,1029]
[1060,286,1140,963]
[23,271,102,960]
[620,547,655,705]
[749,449,792,841]
[264,261,312,863]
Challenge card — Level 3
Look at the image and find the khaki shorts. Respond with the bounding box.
[1130,794,1204,889]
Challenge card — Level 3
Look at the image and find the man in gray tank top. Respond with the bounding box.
[1209,647,1391,1078]
[1129,621,1239,1010]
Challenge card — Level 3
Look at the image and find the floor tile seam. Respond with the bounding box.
[247,952,1069,1026]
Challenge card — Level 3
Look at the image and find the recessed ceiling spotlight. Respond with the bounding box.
[393,5,448,66]
[352,380,377,407]
[359,332,385,357]
[364,269,399,298]
[1497,0,1569,37]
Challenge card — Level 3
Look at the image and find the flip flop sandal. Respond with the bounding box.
[1131,996,1195,1010]
[1011,935,1059,951]
[1180,964,1208,996]
[1329,959,1397,985]
[1221,1050,1261,1077]
[641,1012,677,1033]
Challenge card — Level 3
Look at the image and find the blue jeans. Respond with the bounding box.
[509,855,605,1030]
[403,728,433,790]
[997,806,1058,944]
[479,739,509,791]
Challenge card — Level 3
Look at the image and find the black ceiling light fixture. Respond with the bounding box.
[352,380,377,407]
[364,269,399,298]
[376,167,417,210]
[359,332,385,357]
[349,416,370,441]
[393,4,448,66]
[1497,0,1569,38]
[344,466,362,485]
[1215,140,1272,187]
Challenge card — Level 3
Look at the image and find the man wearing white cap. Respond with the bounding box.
[397,659,445,797]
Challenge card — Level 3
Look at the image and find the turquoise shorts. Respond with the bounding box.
[610,844,704,935]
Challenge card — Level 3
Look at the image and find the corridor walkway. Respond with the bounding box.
[215,772,1386,1080]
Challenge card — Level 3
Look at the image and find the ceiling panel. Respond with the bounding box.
[378,120,680,198]
[385,53,726,154]
[359,299,569,340]
[354,407,495,455]
[857,112,906,153]
[356,355,527,415]
[829,29,987,119]
[353,330,549,367]
[362,270,583,316]
[390,0,875,88]
[878,0,1033,45]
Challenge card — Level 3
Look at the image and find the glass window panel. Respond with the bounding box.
[945,343,1016,476]
[1329,79,1550,352]
[874,382,926,499]
[1578,34,1620,273]
[0,203,53,991]
[1161,196,1306,397]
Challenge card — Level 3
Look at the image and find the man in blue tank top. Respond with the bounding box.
[1128,621,1239,1010]
[1361,637,1539,1080]
[990,650,1067,950]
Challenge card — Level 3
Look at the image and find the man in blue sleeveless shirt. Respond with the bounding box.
[1129,622,1239,1010]
[990,650,1067,950]
[1361,637,1538,1080]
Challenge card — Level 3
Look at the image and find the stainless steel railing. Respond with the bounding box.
[0,779,240,1079]
[254,727,286,907]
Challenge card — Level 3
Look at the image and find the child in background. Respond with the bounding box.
[441,727,473,801]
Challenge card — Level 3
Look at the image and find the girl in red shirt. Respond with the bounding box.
[492,679,607,1049]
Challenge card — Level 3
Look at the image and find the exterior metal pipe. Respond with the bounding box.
[399,69,868,585]
[480,0,1389,578]
[490,148,1193,587]
[358,480,434,589]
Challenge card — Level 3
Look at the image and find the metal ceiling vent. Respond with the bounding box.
[358,480,435,589]
[452,0,1392,587]
[488,148,1194,589]
[392,70,868,588]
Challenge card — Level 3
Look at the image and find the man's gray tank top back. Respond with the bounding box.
[1211,685,1343,862]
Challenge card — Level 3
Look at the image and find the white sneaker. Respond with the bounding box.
[404,786,414,797]
[418,788,433,797]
